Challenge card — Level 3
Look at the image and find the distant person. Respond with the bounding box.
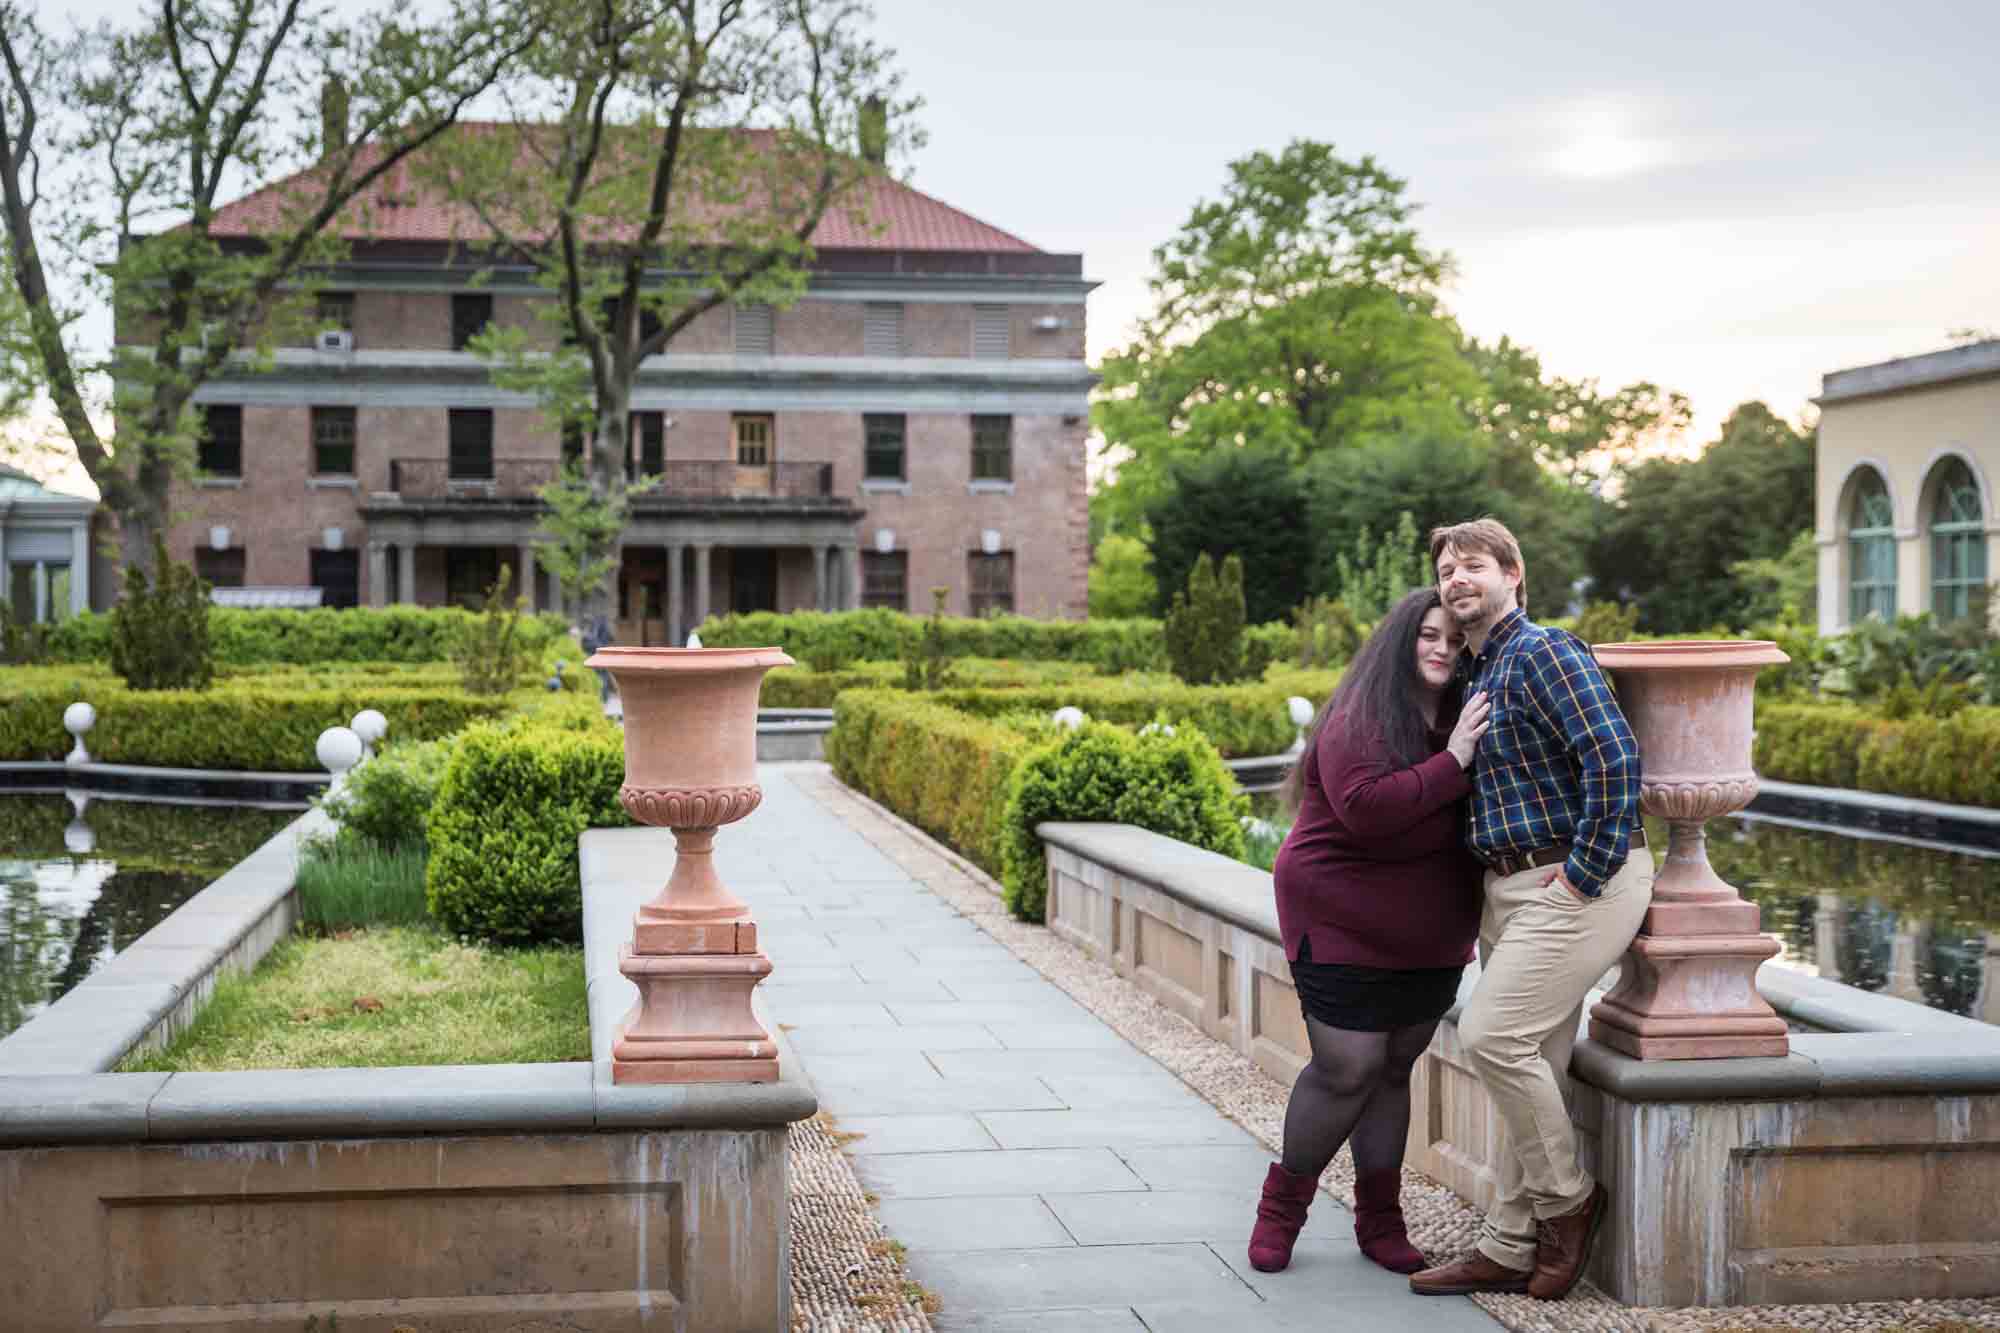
[1409,518,1648,1303]
[1249,587,1491,1276]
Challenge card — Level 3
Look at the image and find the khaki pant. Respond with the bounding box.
[1464,848,1653,1272]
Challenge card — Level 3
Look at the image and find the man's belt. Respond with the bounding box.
[1483,827,1646,878]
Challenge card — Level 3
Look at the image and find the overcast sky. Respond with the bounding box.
[14,0,1999,488]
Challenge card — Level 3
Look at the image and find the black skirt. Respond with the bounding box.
[1289,937,1464,1032]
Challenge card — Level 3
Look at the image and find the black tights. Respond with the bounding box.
[1279,1013,1439,1181]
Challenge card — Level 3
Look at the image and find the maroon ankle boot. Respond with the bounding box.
[1352,1169,1427,1274]
[1247,1163,1319,1272]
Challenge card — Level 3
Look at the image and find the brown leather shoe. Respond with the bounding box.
[1409,1250,1533,1296]
[1528,1183,1607,1301]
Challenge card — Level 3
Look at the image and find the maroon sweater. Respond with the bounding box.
[1271,718,1481,970]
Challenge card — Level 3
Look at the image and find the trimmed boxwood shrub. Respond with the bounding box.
[321,738,455,850]
[1753,701,2000,807]
[760,657,1115,709]
[425,722,631,945]
[1000,721,1247,923]
[824,689,1033,876]
[700,608,1301,675]
[45,605,572,666]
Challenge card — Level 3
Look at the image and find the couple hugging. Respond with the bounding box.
[1250,517,1649,1303]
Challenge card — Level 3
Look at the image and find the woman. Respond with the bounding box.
[1248,587,1490,1276]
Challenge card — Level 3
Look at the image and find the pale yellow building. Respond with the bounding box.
[1814,338,1998,634]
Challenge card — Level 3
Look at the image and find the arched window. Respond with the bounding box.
[1929,457,1987,621]
[1848,469,1897,624]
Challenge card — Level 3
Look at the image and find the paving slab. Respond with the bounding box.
[1036,1073,1210,1111]
[928,1047,1166,1079]
[885,999,1092,1027]
[809,1075,1068,1116]
[828,1114,1001,1155]
[909,1243,1261,1314]
[784,1024,1004,1054]
[931,1309,1144,1332]
[1042,1188,1304,1246]
[853,1146,1147,1199]
[986,1023,1144,1051]
[976,1108,1259,1152]
[1115,1144,1283,1195]
[873,1195,1075,1252]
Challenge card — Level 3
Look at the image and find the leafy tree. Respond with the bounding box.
[1730,529,1819,624]
[0,0,534,577]
[1331,510,1425,622]
[1460,334,1690,484]
[1086,533,1156,619]
[1144,446,1310,625]
[1592,402,1815,631]
[424,0,914,630]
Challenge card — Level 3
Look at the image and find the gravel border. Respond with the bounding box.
[791,1110,939,1331]
[793,766,2000,1333]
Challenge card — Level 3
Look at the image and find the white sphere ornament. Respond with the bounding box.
[62,701,96,766]
[317,726,364,781]
[1287,695,1315,728]
[350,708,388,759]
[686,631,703,649]
[1051,706,1085,731]
[1139,721,1177,738]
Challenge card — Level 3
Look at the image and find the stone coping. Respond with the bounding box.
[1036,819,2000,1100]
[0,759,325,805]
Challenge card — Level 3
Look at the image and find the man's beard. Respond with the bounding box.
[1446,586,1503,628]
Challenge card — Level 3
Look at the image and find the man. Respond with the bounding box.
[1409,517,1650,1303]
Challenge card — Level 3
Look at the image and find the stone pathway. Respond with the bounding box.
[672,764,1504,1331]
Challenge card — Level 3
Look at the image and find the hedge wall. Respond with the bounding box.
[759,657,1119,708]
[44,605,572,666]
[1753,702,2000,807]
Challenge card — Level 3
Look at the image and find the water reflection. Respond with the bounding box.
[0,793,297,1040]
[1679,815,2000,1023]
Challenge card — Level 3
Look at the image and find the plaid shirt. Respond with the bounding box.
[1460,608,1642,897]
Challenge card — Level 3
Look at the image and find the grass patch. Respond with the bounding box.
[119,926,588,1071]
[294,837,430,934]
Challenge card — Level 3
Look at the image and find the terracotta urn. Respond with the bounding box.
[1587,640,1791,1060]
[584,645,794,1084]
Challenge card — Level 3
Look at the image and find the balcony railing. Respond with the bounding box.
[386,458,835,501]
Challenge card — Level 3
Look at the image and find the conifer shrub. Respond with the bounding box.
[451,565,540,696]
[1164,552,1251,685]
[109,535,214,690]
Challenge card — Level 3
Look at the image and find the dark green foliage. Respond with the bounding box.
[425,723,631,945]
[1570,601,1641,647]
[698,607,1182,673]
[1754,702,2000,807]
[320,739,455,850]
[0,598,50,664]
[1292,595,1363,667]
[900,587,959,691]
[450,565,539,696]
[1164,552,1251,685]
[1144,447,1311,624]
[1591,403,1815,632]
[1000,722,1247,922]
[47,604,573,666]
[109,534,214,690]
[920,672,1341,759]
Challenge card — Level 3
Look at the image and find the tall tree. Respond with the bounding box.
[1591,402,1816,631]
[1144,445,1311,625]
[424,0,913,630]
[0,0,536,575]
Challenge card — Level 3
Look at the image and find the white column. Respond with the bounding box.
[517,543,537,612]
[812,545,828,611]
[33,560,47,622]
[692,544,712,629]
[396,544,416,606]
[1815,536,1841,635]
[69,522,89,616]
[667,543,684,645]
[366,542,388,608]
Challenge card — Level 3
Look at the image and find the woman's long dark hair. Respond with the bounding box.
[1279,587,1454,814]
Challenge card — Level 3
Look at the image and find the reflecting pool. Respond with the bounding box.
[0,794,299,1040]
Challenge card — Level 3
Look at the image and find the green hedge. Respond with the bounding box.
[1754,702,2000,806]
[700,608,1302,675]
[1000,721,1247,922]
[824,689,1034,877]
[0,672,513,769]
[45,605,573,666]
[425,721,633,945]
[759,657,1116,708]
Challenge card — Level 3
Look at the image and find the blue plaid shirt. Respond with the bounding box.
[1460,608,1642,897]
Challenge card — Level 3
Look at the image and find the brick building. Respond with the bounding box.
[125,132,1096,643]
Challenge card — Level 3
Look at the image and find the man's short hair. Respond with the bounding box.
[1429,517,1528,613]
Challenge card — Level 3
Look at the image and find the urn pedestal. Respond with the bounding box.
[584,645,794,1084]
[1588,641,1791,1060]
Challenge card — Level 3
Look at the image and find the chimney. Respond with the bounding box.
[320,75,350,159]
[858,95,887,166]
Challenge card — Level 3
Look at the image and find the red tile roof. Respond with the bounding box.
[207,124,1041,254]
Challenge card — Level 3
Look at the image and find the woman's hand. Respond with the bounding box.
[1446,690,1492,770]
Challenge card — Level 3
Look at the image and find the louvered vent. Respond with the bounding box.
[864,302,906,357]
[735,304,773,356]
[973,304,1009,359]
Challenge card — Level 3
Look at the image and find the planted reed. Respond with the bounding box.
[295,837,430,934]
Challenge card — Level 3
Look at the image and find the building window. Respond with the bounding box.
[864,413,906,481]
[864,302,905,357]
[734,303,773,356]
[312,406,356,476]
[628,411,665,480]
[7,560,69,623]
[861,551,907,610]
[968,551,1014,617]
[194,547,246,589]
[448,408,495,480]
[734,414,773,466]
[1848,468,1897,625]
[971,415,1012,482]
[973,303,1009,359]
[1930,457,1987,622]
[310,549,360,609]
[198,405,243,477]
[451,293,493,351]
[316,290,355,331]
[445,547,500,609]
